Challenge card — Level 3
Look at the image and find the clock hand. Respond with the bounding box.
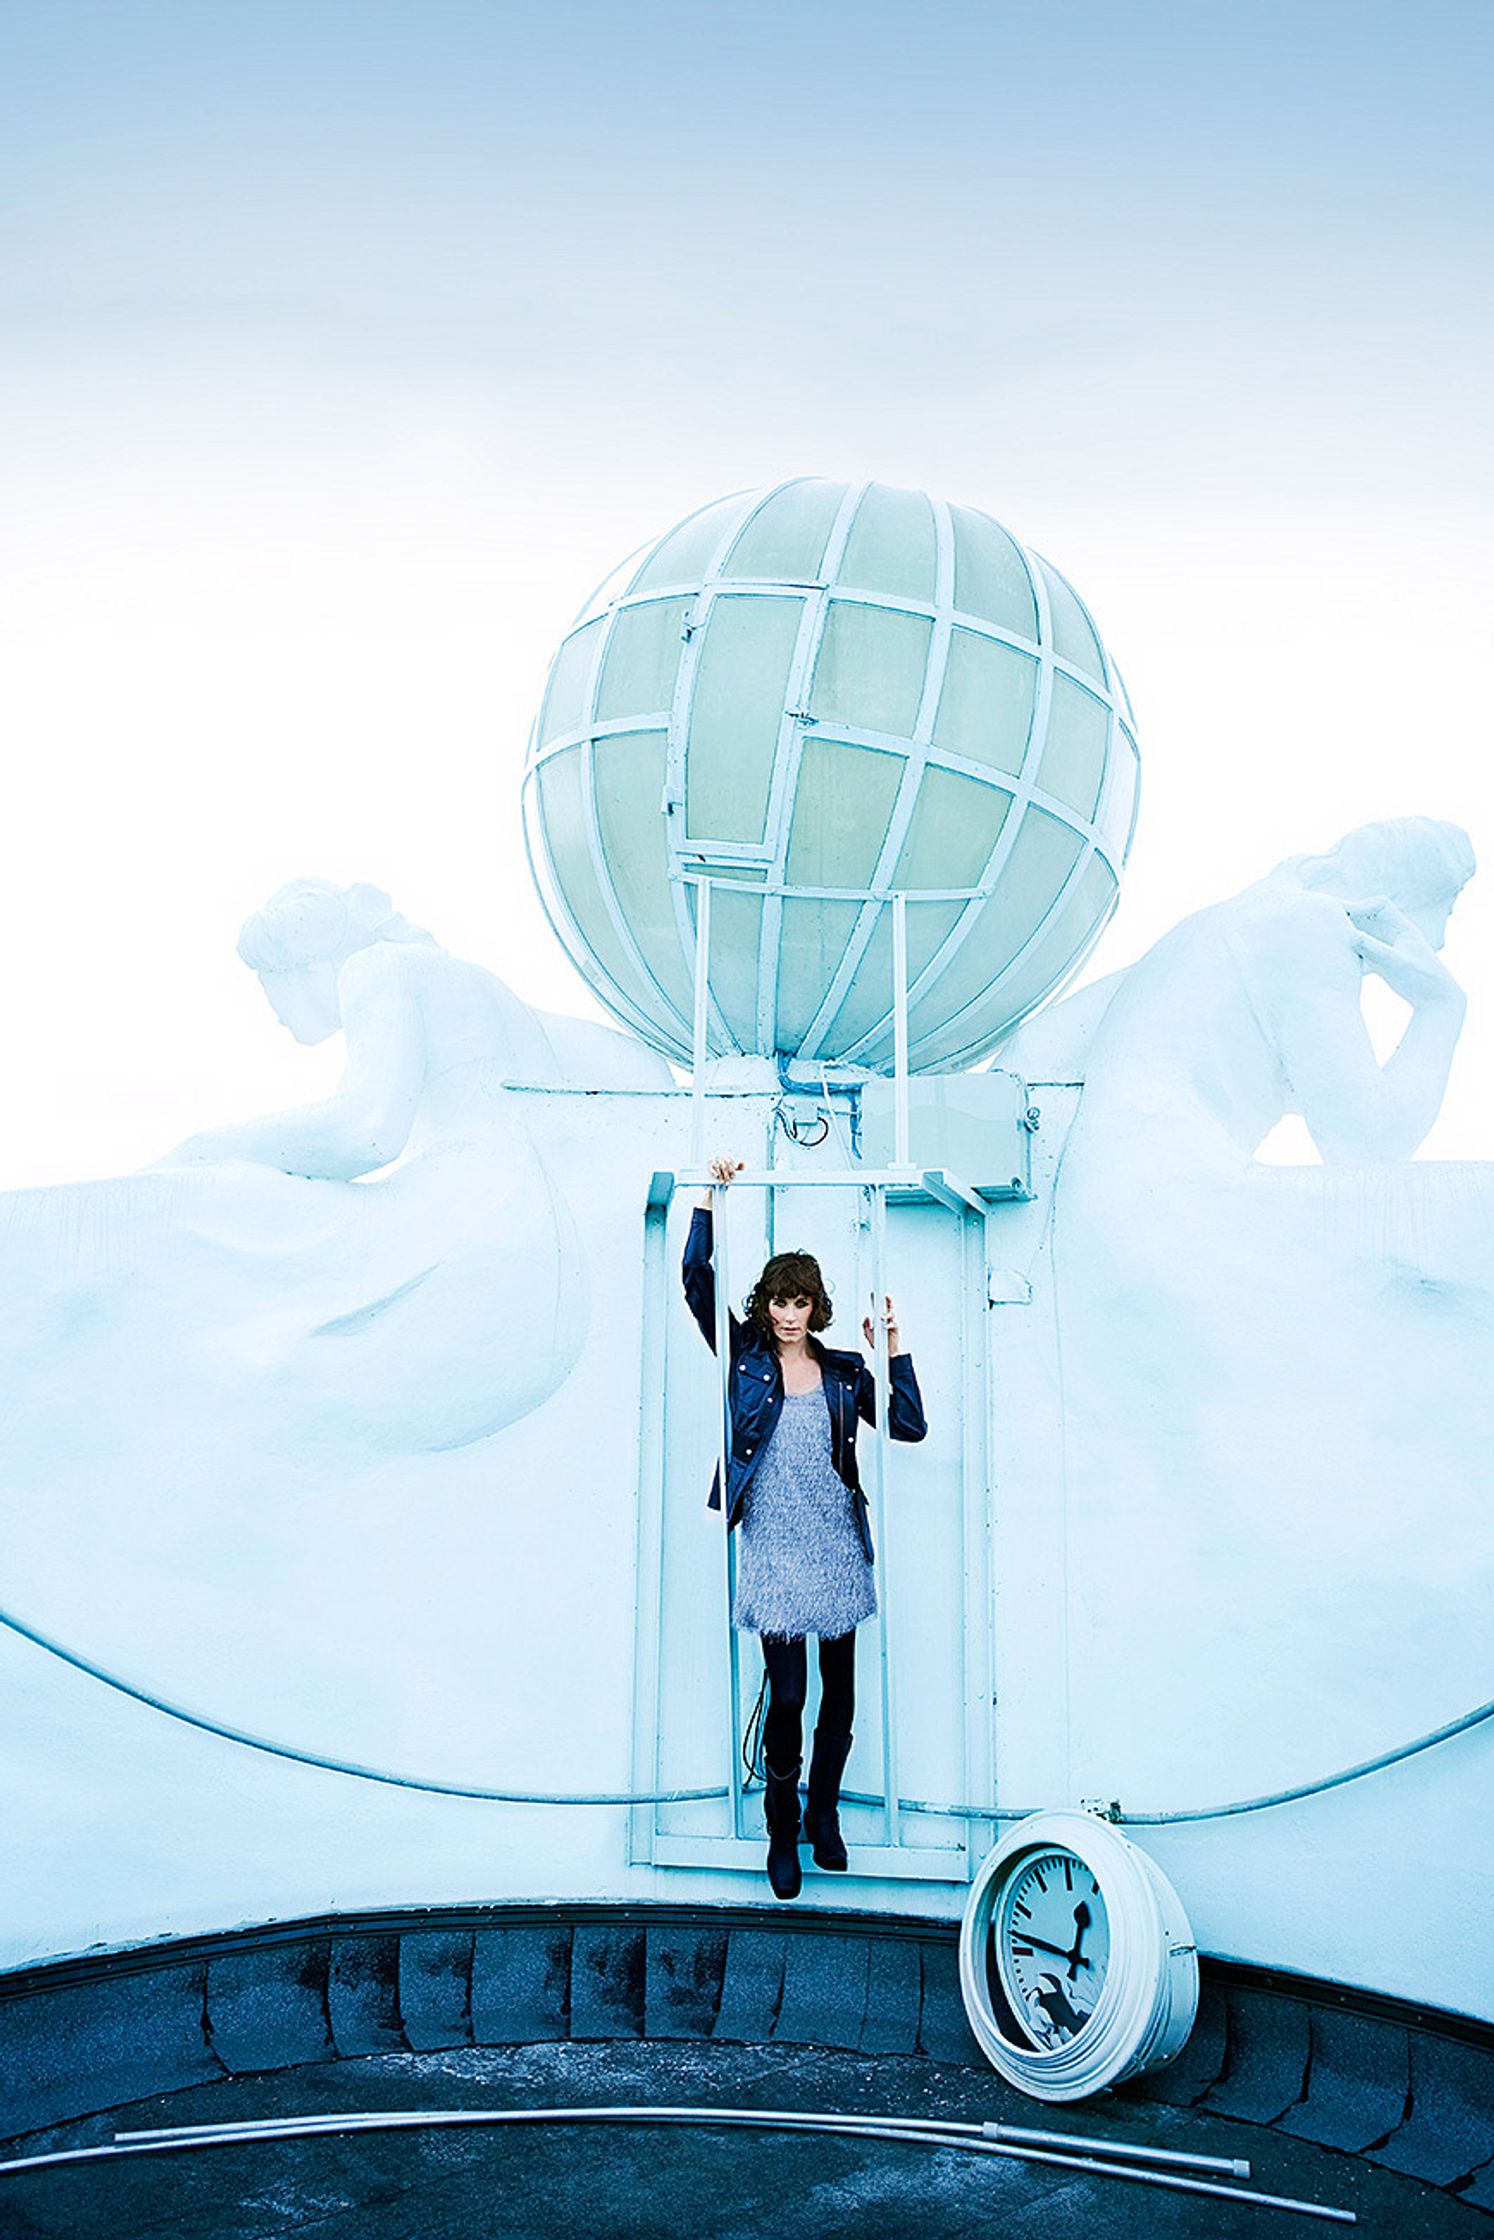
[1009,1931,1092,1971]
[1065,1901,1093,1982]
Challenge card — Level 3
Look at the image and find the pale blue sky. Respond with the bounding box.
[1,1,1491,1177]
[6,2,1490,436]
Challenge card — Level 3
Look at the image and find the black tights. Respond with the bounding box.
[761,1629,856,1771]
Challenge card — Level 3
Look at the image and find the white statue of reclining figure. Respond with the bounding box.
[1004,814,1473,1168]
[993,817,1493,1807]
[0,878,667,1468]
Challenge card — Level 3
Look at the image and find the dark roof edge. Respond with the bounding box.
[3,1897,1491,2054]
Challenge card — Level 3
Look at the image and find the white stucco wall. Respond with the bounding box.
[2,1070,1489,2023]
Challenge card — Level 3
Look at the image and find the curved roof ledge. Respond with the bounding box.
[2,1904,1490,2232]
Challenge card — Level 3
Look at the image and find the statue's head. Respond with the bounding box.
[236,879,422,1043]
[1276,817,1475,949]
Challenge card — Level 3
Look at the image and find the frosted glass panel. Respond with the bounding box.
[827,899,965,1056]
[685,594,804,844]
[1038,559,1106,683]
[776,898,864,1046]
[631,493,756,593]
[994,875,1113,1042]
[786,739,904,889]
[906,806,1083,1032]
[839,485,937,601]
[951,506,1037,639]
[812,600,932,737]
[534,746,593,909]
[1038,672,1111,821]
[1120,734,1141,855]
[595,599,690,724]
[892,765,1011,890]
[932,629,1037,773]
[975,805,1087,978]
[575,542,651,626]
[721,480,845,583]
[1095,730,1140,861]
[536,748,671,1035]
[1029,850,1116,994]
[538,619,604,745]
[915,854,1116,1069]
[592,730,692,1018]
[690,880,761,1047]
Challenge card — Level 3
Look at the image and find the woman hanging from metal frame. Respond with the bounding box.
[682,1155,928,1900]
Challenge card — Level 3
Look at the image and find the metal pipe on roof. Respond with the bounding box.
[115,2104,1252,2178]
[0,2101,1355,2220]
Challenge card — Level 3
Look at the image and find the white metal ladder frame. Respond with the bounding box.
[628,882,995,1884]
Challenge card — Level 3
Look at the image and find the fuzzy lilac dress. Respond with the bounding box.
[732,1381,878,1642]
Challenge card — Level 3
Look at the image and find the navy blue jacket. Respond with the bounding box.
[681,1203,927,1564]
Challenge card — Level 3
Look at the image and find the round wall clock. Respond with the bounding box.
[959,1809,1199,2101]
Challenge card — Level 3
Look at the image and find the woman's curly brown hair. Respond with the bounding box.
[742,1250,834,1345]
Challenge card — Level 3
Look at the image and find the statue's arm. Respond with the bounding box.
[1263,905,1466,1162]
[150,948,426,1180]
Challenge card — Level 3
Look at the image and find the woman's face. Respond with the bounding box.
[1406,894,1455,950]
[1342,841,1463,951]
[260,961,342,1044]
[768,1291,813,1348]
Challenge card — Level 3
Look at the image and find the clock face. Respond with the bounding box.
[991,1848,1112,2049]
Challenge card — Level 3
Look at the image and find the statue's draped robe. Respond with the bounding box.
[1026,889,1494,1802]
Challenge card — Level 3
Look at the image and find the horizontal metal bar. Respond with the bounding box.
[906,1169,991,1218]
[651,1833,970,1882]
[652,1168,1001,1215]
[658,1167,941,1192]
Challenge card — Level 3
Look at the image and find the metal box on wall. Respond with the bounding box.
[859,1069,1035,1200]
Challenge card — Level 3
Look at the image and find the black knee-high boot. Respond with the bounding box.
[803,1729,852,1870]
[763,1757,803,1901]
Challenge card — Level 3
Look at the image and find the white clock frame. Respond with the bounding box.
[959,1808,1199,2101]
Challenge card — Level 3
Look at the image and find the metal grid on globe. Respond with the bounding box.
[521,478,1140,1074]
